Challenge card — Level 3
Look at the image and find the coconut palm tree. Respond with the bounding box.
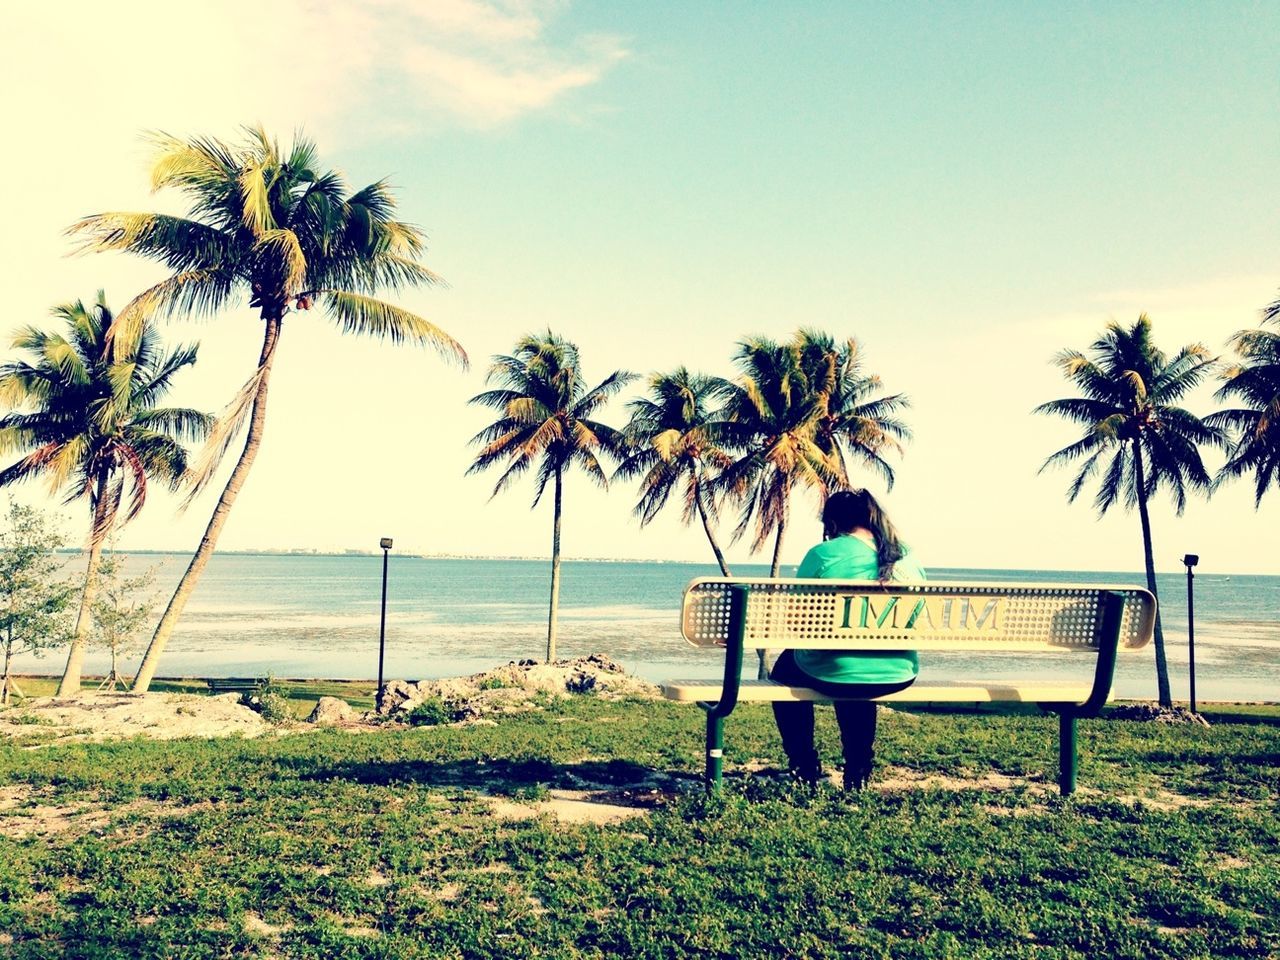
[467,332,633,662]
[1034,315,1226,707]
[68,127,465,692]
[615,369,734,575]
[0,294,209,694]
[796,329,911,488]
[1209,310,1280,504]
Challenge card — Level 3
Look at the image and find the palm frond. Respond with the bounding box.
[323,291,467,364]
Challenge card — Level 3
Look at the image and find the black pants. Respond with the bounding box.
[770,650,915,780]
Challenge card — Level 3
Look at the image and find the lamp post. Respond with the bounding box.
[377,537,393,707]
[1183,553,1199,713]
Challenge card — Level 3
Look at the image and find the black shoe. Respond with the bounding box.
[788,762,823,788]
[843,765,871,792]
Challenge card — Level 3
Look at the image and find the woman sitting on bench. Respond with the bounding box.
[771,489,925,790]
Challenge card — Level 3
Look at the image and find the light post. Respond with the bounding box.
[377,537,393,707]
[1183,553,1199,713]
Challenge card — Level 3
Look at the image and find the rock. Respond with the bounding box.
[376,679,417,716]
[306,696,357,725]
[566,672,597,694]
[1107,703,1211,726]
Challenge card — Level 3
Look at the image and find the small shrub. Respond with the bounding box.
[407,696,455,727]
[509,782,550,801]
[477,675,512,691]
[240,678,294,723]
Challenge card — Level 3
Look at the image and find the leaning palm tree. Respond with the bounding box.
[468,332,633,662]
[0,294,209,694]
[796,329,911,488]
[1035,315,1226,707]
[69,127,465,692]
[1209,309,1280,504]
[615,369,734,575]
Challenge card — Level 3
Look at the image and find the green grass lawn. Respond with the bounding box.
[1,694,1277,958]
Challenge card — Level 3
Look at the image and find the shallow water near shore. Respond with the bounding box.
[18,554,1279,702]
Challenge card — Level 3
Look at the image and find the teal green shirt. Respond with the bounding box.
[792,536,924,685]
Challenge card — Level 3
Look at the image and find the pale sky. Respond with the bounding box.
[2,1,1276,575]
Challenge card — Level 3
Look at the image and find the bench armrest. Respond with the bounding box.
[1064,589,1126,717]
[699,584,748,720]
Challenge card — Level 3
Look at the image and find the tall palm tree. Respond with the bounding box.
[796,329,911,488]
[0,294,209,694]
[1035,315,1226,707]
[615,369,734,575]
[718,335,836,580]
[1209,309,1280,504]
[468,332,633,662]
[69,127,465,692]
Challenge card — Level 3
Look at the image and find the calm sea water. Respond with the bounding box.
[18,554,1279,702]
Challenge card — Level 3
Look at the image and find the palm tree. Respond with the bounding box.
[467,332,633,662]
[718,335,836,580]
[68,127,466,692]
[1209,309,1280,504]
[796,330,911,488]
[717,331,910,678]
[1034,315,1226,707]
[0,294,209,694]
[615,369,734,575]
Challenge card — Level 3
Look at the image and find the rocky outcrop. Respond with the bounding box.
[375,654,660,722]
[1107,703,1211,726]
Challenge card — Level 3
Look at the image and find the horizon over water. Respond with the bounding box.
[18,554,1279,703]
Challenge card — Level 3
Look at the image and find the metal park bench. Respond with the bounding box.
[206,677,268,697]
[661,579,1157,795]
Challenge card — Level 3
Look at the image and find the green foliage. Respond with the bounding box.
[718,330,909,562]
[476,675,513,691]
[468,331,634,505]
[407,696,455,726]
[0,293,210,543]
[0,501,74,702]
[89,551,158,665]
[1035,315,1226,516]
[0,699,1275,958]
[240,677,292,724]
[1210,310,1280,504]
[66,127,465,365]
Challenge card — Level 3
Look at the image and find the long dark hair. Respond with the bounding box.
[822,489,905,579]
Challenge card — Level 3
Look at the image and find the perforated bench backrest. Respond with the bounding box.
[681,578,1156,653]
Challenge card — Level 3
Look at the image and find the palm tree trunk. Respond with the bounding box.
[2,628,13,706]
[755,509,789,679]
[1133,439,1173,707]
[769,511,787,578]
[546,464,563,663]
[693,480,731,577]
[57,473,111,696]
[132,316,283,693]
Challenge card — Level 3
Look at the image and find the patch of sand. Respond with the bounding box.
[872,768,1047,794]
[1112,790,1216,811]
[243,913,291,937]
[488,788,651,825]
[0,692,269,744]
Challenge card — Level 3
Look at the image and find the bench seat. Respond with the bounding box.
[661,678,1095,704]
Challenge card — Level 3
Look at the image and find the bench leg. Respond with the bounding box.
[1058,712,1077,796]
[705,713,724,793]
